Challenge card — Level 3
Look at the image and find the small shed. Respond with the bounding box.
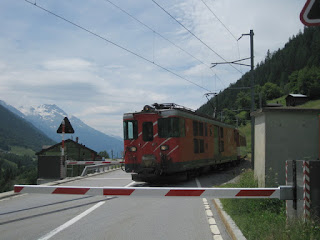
[285,94,308,106]
[252,108,320,187]
[36,139,99,181]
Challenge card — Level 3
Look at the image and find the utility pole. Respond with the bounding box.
[211,30,255,169]
[250,30,255,170]
[239,30,255,169]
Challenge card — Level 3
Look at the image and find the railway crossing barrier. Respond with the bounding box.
[14,160,320,222]
[13,185,292,199]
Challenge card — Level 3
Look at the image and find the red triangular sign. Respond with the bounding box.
[57,117,75,134]
[300,0,320,26]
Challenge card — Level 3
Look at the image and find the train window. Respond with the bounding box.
[158,117,181,138]
[123,120,138,140]
[143,122,153,141]
[180,119,185,137]
[220,127,224,138]
[220,140,224,152]
[199,139,204,153]
[205,123,208,136]
[193,121,198,136]
[193,139,199,153]
[194,139,204,153]
[199,122,204,136]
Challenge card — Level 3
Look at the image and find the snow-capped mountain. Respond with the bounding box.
[19,104,69,139]
[1,101,123,156]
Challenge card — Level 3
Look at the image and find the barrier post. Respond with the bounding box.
[286,160,320,223]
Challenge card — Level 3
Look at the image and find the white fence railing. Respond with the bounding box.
[80,163,122,177]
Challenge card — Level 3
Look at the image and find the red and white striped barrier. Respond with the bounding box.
[303,161,311,221]
[66,161,124,165]
[14,185,285,199]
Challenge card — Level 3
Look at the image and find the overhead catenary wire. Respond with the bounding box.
[199,0,238,41]
[24,0,212,93]
[200,0,243,73]
[151,0,242,75]
[102,0,226,89]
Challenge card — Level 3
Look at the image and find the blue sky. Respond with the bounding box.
[0,0,305,137]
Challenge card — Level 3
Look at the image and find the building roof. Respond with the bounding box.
[251,107,320,117]
[286,94,308,98]
[36,139,97,155]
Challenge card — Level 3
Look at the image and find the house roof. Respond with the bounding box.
[286,94,308,98]
[36,139,97,155]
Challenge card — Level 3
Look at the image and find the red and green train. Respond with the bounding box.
[123,103,246,182]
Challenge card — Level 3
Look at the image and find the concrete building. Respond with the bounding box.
[252,108,320,187]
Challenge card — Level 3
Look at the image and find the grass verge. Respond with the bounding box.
[220,170,320,240]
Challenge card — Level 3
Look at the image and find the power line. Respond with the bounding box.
[199,0,243,74]
[199,0,238,41]
[102,0,226,89]
[24,0,212,93]
[151,0,242,75]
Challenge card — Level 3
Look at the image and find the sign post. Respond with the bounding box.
[300,0,320,26]
[57,117,74,179]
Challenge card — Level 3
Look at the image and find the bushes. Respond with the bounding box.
[220,170,320,240]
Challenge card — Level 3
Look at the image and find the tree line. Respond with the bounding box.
[0,152,37,193]
[198,26,320,125]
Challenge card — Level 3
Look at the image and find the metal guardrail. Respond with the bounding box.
[66,160,124,165]
[80,163,122,177]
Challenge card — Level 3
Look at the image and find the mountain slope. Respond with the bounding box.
[19,104,123,156]
[198,26,320,118]
[0,104,55,151]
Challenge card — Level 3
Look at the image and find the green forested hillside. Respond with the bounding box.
[0,104,55,151]
[0,104,56,192]
[198,26,320,124]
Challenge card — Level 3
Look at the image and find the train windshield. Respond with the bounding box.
[123,120,138,140]
[158,117,185,138]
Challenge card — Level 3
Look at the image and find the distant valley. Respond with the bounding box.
[0,100,123,157]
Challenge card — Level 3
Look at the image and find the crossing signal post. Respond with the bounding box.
[57,117,74,179]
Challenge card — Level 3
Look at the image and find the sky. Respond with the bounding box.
[0,0,306,137]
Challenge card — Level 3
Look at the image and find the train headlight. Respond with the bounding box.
[129,146,137,152]
[160,145,169,151]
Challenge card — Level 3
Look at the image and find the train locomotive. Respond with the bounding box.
[123,103,246,182]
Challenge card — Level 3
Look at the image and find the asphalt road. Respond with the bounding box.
[0,163,250,240]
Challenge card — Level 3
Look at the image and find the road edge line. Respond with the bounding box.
[212,199,246,240]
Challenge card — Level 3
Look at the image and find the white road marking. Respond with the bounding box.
[195,178,202,188]
[210,225,221,235]
[206,209,213,217]
[198,177,223,239]
[208,218,216,225]
[37,201,105,240]
[87,178,132,180]
[124,181,136,187]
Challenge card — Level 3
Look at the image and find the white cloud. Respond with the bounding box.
[0,0,305,137]
[42,58,93,71]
